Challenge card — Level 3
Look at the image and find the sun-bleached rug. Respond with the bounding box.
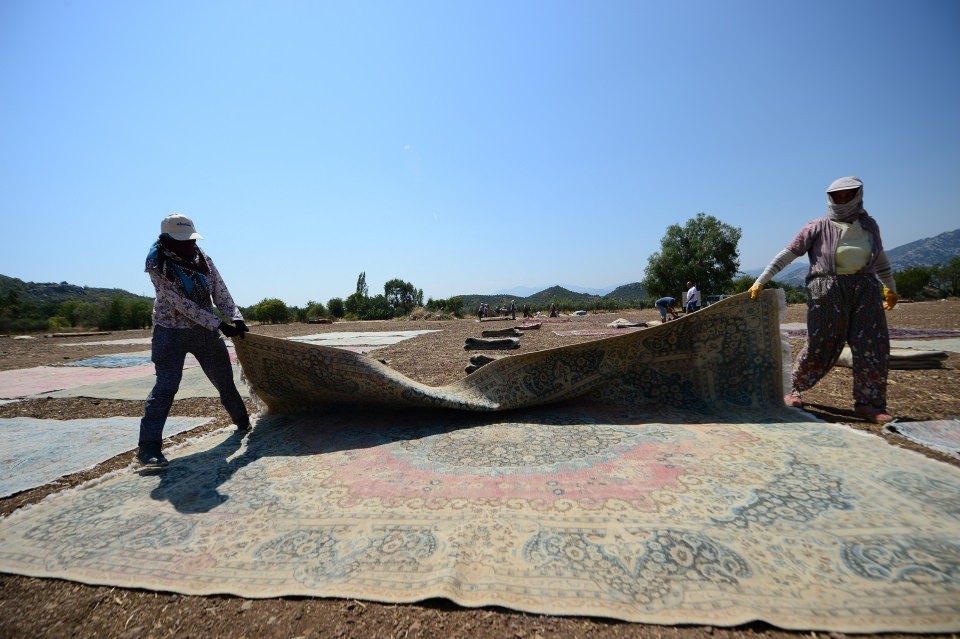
[0,406,958,631]
[0,416,212,497]
[0,365,158,399]
[884,419,960,458]
[39,365,249,401]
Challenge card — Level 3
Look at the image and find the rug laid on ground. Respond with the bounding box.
[231,291,788,414]
[0,406,958,631]
[38,365,249,401]
[889,338,960,354]
[884,419,960,458]
[0,364,158,399]
[835,346,949,370]
[288,330,440,353]
[0,416,212,497]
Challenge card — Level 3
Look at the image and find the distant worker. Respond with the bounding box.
[654,296,679,322]
[685,282,700,313]
[136,214,251,467]
[510,300,516,320]
[750,176,898,424]
[549,303,558,318]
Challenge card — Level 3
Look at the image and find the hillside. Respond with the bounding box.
[886,228,960,271]
[458,282,650,313]
[603,282,648,302]
[0,274,151,308]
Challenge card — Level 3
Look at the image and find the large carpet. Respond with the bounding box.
[0,407,958,631]
[231,292,789,414]
[2,292,959,631]
[0,416,212,497]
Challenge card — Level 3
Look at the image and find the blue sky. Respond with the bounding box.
[2,0,958,307]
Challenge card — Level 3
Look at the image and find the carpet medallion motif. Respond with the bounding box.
[1,408,958,631]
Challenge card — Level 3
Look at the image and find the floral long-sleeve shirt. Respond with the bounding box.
[148,253,244,330]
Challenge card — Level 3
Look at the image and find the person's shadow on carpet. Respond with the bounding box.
[144,397,798,515]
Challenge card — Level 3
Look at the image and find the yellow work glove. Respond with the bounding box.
[882,287,899,311]
[749,283,763,300]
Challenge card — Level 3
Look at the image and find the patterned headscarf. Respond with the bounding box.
[826,176,865,221]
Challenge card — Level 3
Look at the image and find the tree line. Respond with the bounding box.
[4,221,956,333]
[0,289,153,334]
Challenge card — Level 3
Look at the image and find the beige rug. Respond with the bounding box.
[231,291,789,414]
[2,291,958,631]
[0,407,958,631]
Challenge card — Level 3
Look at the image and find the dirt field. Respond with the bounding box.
[1,300,959,638]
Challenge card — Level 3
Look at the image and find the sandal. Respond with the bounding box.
[854,405,895,424]
[783,390,803,408]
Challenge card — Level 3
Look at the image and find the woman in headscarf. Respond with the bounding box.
[136,214,251,467]
[749,177,899,423]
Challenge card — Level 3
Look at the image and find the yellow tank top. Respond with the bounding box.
[831,219,873,274]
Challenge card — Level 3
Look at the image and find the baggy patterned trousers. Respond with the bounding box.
[792,273,890,410]
[139,325,249,445]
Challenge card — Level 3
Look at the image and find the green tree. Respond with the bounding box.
[931,256,960,296]
[305,300,328,320]
[328,297,345,318]
[355,272,368,297]
[255,298,291,324]
[642,213,742,298]
[384,278,418,316]
[895,266,933,300]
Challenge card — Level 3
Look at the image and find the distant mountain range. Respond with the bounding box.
[742,227,960,287]
[494,282,629,297]
[459,283,649,312]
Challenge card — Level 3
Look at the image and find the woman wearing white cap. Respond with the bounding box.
[136,214,250,467]
[749,177,899,424]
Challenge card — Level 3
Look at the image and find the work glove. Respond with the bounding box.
[234,320,250,338]
[882,287,899,311]
[218,321,240,337]
[749,283,763,300]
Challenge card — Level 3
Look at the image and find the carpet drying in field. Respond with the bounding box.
[232,292,788,413]
[0,416,212,497]
[39,365,249,401]
[889,338,960,354]
[884,419,960,458]
[0,365,158,399]
[285,330,439,353]
[0,408,958,631]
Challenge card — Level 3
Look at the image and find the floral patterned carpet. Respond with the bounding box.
[0,292,958,631]
[0,406,958,631]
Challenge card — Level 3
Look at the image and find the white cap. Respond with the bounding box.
[161,214,203,240]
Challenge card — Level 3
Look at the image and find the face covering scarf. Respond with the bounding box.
[826,176,865,221]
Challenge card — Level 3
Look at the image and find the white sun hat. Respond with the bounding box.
[161,213,203,240]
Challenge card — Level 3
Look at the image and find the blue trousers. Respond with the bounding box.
[139,326,248,445]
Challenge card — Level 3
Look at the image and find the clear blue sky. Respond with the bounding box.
[2,0,958,306]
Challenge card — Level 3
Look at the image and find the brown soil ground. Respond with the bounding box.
[1,301,959,638]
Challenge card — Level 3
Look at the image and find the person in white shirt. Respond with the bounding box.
[685,282,700,313]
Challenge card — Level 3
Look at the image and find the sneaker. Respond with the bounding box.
[135,443,169,467]
[854,405,895,424]
[784,390,803,408]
